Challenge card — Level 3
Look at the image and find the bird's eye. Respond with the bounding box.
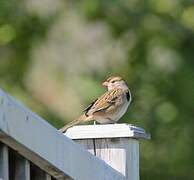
[111,80,115,83]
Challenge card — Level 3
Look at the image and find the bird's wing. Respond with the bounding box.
[87,89,123,115]
[83,98,98,114]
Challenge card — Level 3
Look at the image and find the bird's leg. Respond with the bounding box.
[93,121,96,125]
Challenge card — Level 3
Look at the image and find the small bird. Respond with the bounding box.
[59,76,132,133]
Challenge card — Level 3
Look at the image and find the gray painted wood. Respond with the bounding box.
[95,138,139,179]
[0,144,9,180]
[65,124,149,180]
[46,174,52,180]
[14,157,30,180]
[8,150,30,180]
[0,88,124,180]
[76,139,96,155]
[30,163,51,180]
[75,138,139,180]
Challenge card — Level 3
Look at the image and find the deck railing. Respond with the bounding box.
[0,89,150,180]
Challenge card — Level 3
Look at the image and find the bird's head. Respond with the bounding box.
[102,76,129,90]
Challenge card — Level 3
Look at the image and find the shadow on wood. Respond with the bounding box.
[65,124,150,180]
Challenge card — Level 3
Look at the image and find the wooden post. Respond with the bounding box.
[65,124,150,180]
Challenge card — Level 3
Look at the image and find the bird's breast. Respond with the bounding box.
[113,100,130,122]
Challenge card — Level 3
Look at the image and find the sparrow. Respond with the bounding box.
[59,76,132,133]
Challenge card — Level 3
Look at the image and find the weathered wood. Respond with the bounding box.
[46,174,52,180]
[0,144,9,180]
[95,138,139,179]
[0,89,124,180]
[15,158,30,180]
[30,163,53,180]
[74,138,139,180]
[9,149,30,180]
[65,124,149,180]
[75,139,96,155]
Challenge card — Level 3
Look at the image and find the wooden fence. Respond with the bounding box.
[0,89,150,180]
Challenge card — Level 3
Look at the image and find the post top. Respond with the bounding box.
[64,124,151,140]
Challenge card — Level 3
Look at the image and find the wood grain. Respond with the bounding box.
[0,144,9,180]
[75,138,139,180]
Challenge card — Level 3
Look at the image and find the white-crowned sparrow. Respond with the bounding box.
[59,76,132,132]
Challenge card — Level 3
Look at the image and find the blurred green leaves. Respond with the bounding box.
[181,6,194,30]
[156,101,178,123]
[0,24,16,45]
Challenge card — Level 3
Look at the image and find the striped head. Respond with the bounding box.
[102,76,129,91]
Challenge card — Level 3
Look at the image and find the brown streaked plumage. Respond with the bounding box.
[59,76,131,133]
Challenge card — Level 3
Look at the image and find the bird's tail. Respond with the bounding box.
[59,114,92,133]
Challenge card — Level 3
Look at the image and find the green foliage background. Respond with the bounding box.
[0,0,194,179]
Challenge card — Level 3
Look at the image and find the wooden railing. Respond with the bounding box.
[0,89,150,180]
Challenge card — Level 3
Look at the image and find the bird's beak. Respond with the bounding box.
[102,81,108,86]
